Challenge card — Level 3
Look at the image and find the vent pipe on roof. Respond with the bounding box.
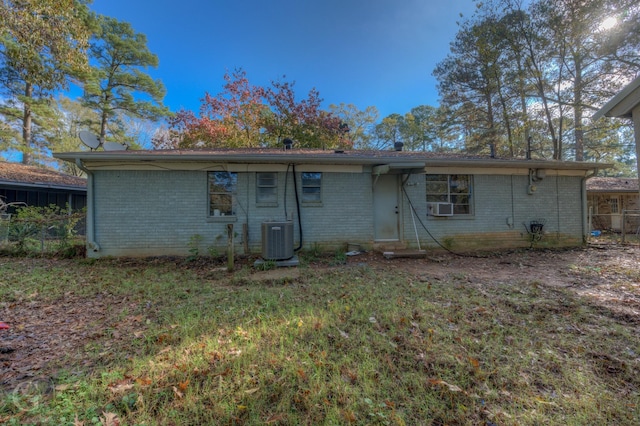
[489,143,495,158]
[394,142,404,151]
[283,138,293,150]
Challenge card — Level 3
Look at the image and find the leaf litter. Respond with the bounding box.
[1,290,147,391]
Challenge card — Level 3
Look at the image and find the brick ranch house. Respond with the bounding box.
[54,148,608,258]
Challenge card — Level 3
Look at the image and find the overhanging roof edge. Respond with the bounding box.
[53,152,611,171]
[593,75,640,120]
[0,179,87,191]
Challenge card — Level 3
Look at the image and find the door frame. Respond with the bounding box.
[610,195,622,230]
[373,174,400,241]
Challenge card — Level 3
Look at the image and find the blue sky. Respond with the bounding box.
[89,0,478,119]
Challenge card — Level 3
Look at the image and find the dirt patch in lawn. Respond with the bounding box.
[1,290,143,392]
[366,243,640,323]
[1,242,639,393]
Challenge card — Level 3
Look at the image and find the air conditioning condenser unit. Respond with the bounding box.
[261,221,294,260]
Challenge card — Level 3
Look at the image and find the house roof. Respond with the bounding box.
[54,148,610,172]
[0,161,87,191]
[593,75,640,120]
[586,177,639,193]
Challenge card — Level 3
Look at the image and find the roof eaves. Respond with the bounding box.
[54,151,611,171]
[593,75,640,120]
[0,179,87,192]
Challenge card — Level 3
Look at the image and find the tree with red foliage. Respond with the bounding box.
[263,79,349,149]
[165,69,265,148]
[159,69,350,150]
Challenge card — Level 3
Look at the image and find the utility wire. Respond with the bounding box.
[401,184,486,259]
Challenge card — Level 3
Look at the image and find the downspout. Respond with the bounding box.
[292,164,303,251]
[75,159,100,253]
[581,168,598,244]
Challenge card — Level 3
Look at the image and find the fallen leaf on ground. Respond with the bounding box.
[108,382,134,394]
[428,378,464,393]
[172,386,183,399]
[265,413,286,423]
[100,411,120,426]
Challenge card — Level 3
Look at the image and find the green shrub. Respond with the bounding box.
[5,204,85,256]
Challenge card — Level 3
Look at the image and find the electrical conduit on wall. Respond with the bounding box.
[75,159,100,252]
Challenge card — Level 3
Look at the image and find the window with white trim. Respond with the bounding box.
[208,171,237,216]
[257,172,277,204]
[302,172,322,203]
[426,174,473,215]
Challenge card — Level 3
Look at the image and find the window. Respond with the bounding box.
[302,172,322,203]
[256,172,277,204]
[609,197,619,214]
[208,172,237,216]
[426,174,472,215]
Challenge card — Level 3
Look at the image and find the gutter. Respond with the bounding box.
[581,169,598,243]
[0,179,86,192]
[75,159,100,253]
[54,151,612,171]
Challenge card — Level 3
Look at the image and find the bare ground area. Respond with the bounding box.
[1,242,639,393]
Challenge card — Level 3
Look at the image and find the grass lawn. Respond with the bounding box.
[0,249,639,425]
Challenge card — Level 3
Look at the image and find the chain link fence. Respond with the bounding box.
[0,205,86,257]
[621,210,640,245]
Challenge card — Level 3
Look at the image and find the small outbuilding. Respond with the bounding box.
[54,148,608,258]
[0,161,87,212]
[587,177,639,231]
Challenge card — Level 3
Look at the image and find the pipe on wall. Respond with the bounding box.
[75,159,100,252]
[581,169,598,243]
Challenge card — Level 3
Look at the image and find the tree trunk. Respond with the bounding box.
[526,50,558,159]
[573,54,584,161]
[99,92,110,144]
[21,82,33,165]
[495,72,514,157]
[536,79,558,159]
[633,106,640,203]
[485,89,496,152]
[517,65,528,159]
[99,111,108,145]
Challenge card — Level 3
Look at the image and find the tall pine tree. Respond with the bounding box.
[82,16,170,145]
[0,0,92,163]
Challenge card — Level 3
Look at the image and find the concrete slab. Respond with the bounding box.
[254,255,300,268]
[382,250,428,259]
